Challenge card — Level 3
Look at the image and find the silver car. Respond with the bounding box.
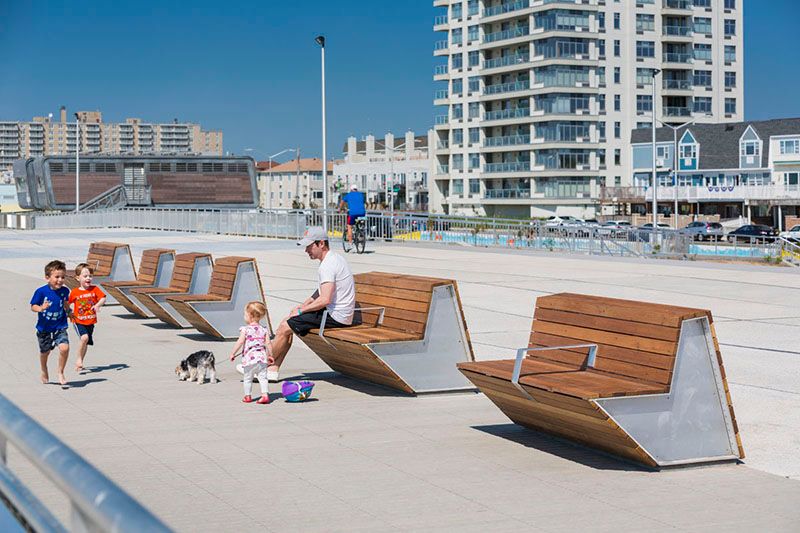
[682,221,725,241]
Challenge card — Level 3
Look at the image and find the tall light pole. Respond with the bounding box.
[74,112,81,212]
[656,118,696,228]
[650,69,661,230]
[315,35,328,232]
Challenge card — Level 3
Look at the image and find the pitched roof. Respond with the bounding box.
[341,134,428,154]
[255,160,280,171]
[630,117,800,170]
[265,158,335,173]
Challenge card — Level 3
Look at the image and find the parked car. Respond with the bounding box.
[682,221,725,241]
[779,224,800,242]
[544,215,578,228]
[639,223,672,229]
[727,224,778,243]
[598,220,632,237]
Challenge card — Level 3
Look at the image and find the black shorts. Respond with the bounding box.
[348,214,364,226]
[36,328,69,353]
[73,323,95,346]
[287,309,348,337]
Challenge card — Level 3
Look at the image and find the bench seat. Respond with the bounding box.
[319,325,421,344]
[102,249,175,317]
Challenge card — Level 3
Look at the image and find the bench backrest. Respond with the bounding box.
[169,253,213,292]
[353,272,457,337]
[530,293,710,387]
[208,256,258,299]
[136,249,174,285]
[86,242,131,277]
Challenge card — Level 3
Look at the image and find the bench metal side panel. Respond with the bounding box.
[120,253,176,317]
[94,246,137,305]
[594,317,740,466]
[367,285,475,393]
[151,257,214,328]
[188,261,264,338]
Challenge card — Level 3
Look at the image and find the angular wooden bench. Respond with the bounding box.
[458,293,744,468]
[65,241,137,305]
[131,253,214,327]
[101,249,176,317]
[166,256,269,339]
[298,272,475,394]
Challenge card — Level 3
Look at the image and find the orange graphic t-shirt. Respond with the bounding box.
[69,286,106,325]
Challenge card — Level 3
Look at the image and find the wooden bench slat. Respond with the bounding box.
[323,326,420,344]
[353,293,429,314]
[354,283,433,303]
[534,307,680,343]
[533,319,678,357]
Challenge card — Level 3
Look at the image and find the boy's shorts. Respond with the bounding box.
[36,328,69,353]
[73,323,95,346]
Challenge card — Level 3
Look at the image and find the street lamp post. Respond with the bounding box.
[656,118,696,229]
[651,69,661,231]
[315,35,328,232]
[74,113,81,212]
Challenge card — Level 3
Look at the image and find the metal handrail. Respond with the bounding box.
[0,392,172,532]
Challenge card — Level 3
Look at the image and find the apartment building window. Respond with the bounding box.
[452,53,463,70]
[469,128,480,144]
[636,68,655,85]
[724,45,736,62]
[453,129,463,146]
[613,13,620,30]
[636,41,655,58]
[452,104,463,120]
[694,0,710,6]
[452,79,463,96]
[724,72,736,88]
[615,176,622,186]
[637,121,652,129]
[694,43,712,61]
[694,17,712,35]
[614,67,620,84]
[614,122,621,139]
[614,95,621,111]
[598,39,606,57]
[451,28,462,45]
[451,3,462,20]
[468,51,479,67]
[468,0,478,16]
[468,102,480,119]
[724,20,736,36]
[636,14,655,32]
[598,94,606,112]
[725,98,737,114]
[468,76,480,93]
[452,154,463,171]
[779,139,800,155]
[597,67,605,85]
[614,40,621,57]
[740,140,760,157]
[467,25,479,42]
[452,179,464,196]
[469,178,480,194]
[469,153,480,170]
[694,97,712,114]
[693,70,712,87]
[598,121,606,140]
[614,149,621,166]
[724,0,735,9]
[636,95,653,114]
[597,12,605,30]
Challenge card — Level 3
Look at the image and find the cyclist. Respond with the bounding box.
[339,184,366,245]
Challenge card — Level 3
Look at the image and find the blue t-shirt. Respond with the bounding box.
[30,285,70,332]
[342,191,366,217]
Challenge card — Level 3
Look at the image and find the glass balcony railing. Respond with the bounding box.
[434,89,449,100]
[485,161,530,173]
[484,188,531,199]
[663,106,692,116]
[434,65,448,75]
[484,54,530,69]
[484,108,530,121]
[435,115,449,125]
[484,26,529,43]
[434,40,448,50]
[437,140,450,149]
[663,25,692,36]
[437,165,449,174]
[664,0,692,9]
[483,0,530,18]
[484,134,531,147]
[663,52,692,63]
[484,80,530,95]
[434,15,448,26]
[663,79,693,90]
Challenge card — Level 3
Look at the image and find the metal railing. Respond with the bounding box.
[0,392,172,532]
[484,53,530,69]
[484,0,530,17]
[484,107,530,121]
[484,26,530,43]
[484,161,530,173]
[484,134,531,147]
[484,80,530,95]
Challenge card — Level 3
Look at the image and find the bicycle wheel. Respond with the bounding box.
[355,228,366,254]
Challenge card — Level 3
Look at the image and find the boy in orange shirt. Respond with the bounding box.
[69,263,107,372]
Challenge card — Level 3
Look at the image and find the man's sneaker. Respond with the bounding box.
[267,370,280,383]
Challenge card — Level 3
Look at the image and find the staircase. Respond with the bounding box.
[778,237,800,267]
[80,185,128,211]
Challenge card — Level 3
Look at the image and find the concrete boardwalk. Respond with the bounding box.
[1,229,799,532]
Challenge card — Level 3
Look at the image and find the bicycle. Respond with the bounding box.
[342,217,367,254]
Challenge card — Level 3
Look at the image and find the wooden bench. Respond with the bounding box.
[101,249,176,317]
[298,272,475,394]
[64,242,137,305]
[458,293,744,468]
[166,256,269,339]
[131,253,214,327]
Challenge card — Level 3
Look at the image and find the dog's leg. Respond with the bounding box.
[189,367,197,382]
[208,365,217,384]
[196,365,205,385]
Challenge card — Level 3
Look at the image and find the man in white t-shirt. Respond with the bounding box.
[267,226,355,381]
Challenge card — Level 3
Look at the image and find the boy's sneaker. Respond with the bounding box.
[242,395,253,403]
[267,370,280,383]
[256,395,270,404]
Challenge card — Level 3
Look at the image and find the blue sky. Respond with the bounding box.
[1,0,798,161]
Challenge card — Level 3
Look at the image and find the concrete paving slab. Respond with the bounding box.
[1,228,799,531]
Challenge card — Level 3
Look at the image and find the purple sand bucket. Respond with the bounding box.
[281,380,315,402]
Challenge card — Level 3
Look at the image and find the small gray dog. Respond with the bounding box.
[176,350,217,384]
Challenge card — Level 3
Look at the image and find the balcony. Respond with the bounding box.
[644,184,800,202]
[663,0,692,9]
[485,161,531,173]
[484,80,530,95]
[434,65,448,76]
[662,52,692,63]
[435,115,449,125]
[437,164,450,174]
[663,26,692,37]
[434,15,448,26]
[485,188,531,199]
[484,53,530,70]
[437,140,450,149]
[484,108,530,121]
[485,134,531,147]
[663,79,693,90]
[484,26,530,44]
[663,106,692,117]
[484,0,530,18]
[434,89,449,100]
[434,40,448,51]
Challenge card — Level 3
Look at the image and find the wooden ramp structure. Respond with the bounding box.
[101,249,176,317]
[166,257,268,339]
[132,253,214,327]
[299,272,475,394]
[64,242,137,305]
[458,293,744,468]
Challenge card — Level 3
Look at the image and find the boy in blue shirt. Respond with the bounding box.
[30,260,71,385]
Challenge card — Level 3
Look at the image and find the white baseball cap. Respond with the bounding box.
[350,184,358,191]
[297,226,327,247]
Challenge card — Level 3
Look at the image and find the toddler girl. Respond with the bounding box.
[229,301,273,404]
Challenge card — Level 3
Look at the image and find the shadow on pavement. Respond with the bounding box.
[178,333,226,342]
[82,363,129,374]
[298,371,411,397]
[63,378,107,389]
[142,322,181,330]
[472,423,646,472]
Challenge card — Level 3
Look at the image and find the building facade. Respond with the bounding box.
[0,107,223,170]
[432,0,743,218]
[333,130,434,211]
[629,118,800,229]
[258,158,334,210]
